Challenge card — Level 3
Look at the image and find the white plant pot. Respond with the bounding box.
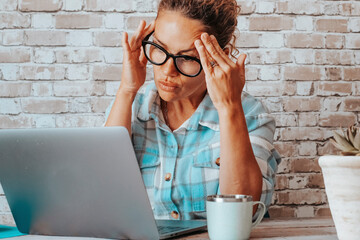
[319,156,360,240]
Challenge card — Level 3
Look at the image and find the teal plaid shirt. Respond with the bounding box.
[104,81,281,220]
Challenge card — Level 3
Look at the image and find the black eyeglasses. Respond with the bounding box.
[142,31,203,77]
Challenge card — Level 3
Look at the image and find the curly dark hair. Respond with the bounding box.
[157,0,241,59]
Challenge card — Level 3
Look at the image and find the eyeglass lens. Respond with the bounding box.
[143,43,201,77]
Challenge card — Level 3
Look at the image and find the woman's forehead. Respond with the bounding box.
[154,11,205,50]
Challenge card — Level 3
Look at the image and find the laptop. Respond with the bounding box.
[0,127,207,240]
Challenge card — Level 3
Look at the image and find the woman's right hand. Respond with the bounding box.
[118,20,155,96]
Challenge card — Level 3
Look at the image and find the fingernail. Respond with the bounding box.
[210,35,216,40]
[195,40,201,46]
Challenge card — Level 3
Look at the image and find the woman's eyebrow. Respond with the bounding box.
[153,36,197,54]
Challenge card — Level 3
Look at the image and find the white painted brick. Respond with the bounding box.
[84,0,134,12]
[345,35,360,49]
[273,113,297,127]
[246,81,285,97]
[54,81,94,96]
[67,65,90,80]
[355,51,360,65]
[299,142,317,156]
[34,49,55,63]
[245,66,258,81]
[55,114,104,127]
[295,16,313,31]
[92,81,105,96]
[0,13,30,29]
[105,81,120,96]
[31,82,53,96]
[257,2,275,14]
[20,66,65,80]
[0,65,19,80]
[2,31,24,46]
[34,115,56,128]
[0,115,34,129]
[322,97,342,112]
[261,97,283,112]
[296,81,313,96]
[260,33,284,48]
[32,14,54,29]
[66,31,93,46]
[0,99,21,114]
[324,3,339,16]
[294,49,314,64]
[63,0,83,11]
[91,97,113,113]
[296,206,315,218]
[68,98,91,112]
[355,81,360,95]
[134,0,157,13]
[0,0,17,10]
[103,48,123,63]
[105,13,125,29]
[0,83,31,97]
[259,65,280,81]
[349,18,360,33]
[298,113,318,127]
[55,48,102,63]
[236,16,249,31]
[21,98,68,114]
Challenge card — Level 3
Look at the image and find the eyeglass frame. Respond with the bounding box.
[141,31,203,77]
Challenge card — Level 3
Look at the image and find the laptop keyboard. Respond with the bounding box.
[157,225,187,235]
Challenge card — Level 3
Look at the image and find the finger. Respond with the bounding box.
[200,33,229,69]
[129,20,146,49]
[142,20,155,36]
[194,39,212,77]
[122,32,131,58]
[131,20,156,52]
[139,46,147,66]
[135,20,155,46]
[209,35,235,66]
[236,53,247,70]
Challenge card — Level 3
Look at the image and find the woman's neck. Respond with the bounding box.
[161,89,207,130]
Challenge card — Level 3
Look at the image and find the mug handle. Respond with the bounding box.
[251,201,266,228]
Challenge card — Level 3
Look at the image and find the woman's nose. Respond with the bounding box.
[161,57,179,77]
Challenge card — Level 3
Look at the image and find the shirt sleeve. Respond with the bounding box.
[243,95,281,221]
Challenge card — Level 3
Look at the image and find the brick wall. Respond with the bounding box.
[0,0,359,224]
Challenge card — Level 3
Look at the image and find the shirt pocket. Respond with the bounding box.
[191,143,220,212]
[134,145,160,188]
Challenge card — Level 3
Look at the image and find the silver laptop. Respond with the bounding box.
[0,127,207,240]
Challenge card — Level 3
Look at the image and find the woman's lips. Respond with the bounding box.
[158,81,179,92]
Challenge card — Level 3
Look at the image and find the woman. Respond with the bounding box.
[105,0,281,220]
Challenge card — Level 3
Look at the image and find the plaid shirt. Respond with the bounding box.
[104,81,281,220]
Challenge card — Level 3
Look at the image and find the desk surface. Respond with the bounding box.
[8,217,337,240]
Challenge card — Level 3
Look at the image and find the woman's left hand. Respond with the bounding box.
[195,33,246,112]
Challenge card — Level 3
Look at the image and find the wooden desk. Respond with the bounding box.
[8,217,337,240]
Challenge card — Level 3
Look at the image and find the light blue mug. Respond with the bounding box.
[206,194,266,240]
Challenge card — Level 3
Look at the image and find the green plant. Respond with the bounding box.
[330,125,360,156]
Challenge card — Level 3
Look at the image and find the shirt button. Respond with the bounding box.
[165,173,172,181]
[171,211,179,219]
[215,157,220,166]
